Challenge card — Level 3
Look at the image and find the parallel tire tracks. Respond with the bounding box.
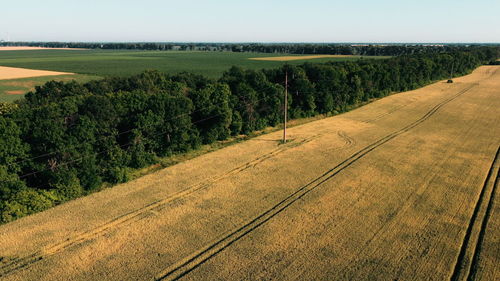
[450,146,500,281]
[325,130,356,152]
[0,135,319,278]
[337,130,356,148]
[155,84,477,281]
[364,103,409,123]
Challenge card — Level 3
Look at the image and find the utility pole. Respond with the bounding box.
[450,61,455,79]
[448,61,455,83]
[283,71,288,143]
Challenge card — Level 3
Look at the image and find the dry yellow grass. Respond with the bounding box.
[0,66,499,280]
[0,47,87,51]
[249,55,353,61]
[0,66,74,80]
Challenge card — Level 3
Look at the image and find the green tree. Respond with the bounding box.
[190,83,232,143]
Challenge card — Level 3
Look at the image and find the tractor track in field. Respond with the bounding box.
[325,130,356,152]
[450,146,500,281]
[154,84,476,281]
[0,135,320,278]
[364,103,411,123]
[339,104,492,279]
[467,148,499,280]
[337,130,356,148]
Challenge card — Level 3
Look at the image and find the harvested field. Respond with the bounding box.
[0,66,73,80]
[0,47,87,51]
[0,66,499,280]
[249,54,354,61]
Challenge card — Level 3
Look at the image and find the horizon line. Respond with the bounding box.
[2,41,500,45]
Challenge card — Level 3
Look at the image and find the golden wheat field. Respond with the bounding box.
[0,66,499,281]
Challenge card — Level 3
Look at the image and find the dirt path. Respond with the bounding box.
[0,66,499,280]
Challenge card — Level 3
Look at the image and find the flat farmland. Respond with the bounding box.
[0,50,386,78]
[0,66,498,280]
[0,50,387,101]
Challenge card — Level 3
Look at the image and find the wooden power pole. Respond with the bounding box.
[283,72,288,143]
[448,61,455,83]
[450,61,455,79]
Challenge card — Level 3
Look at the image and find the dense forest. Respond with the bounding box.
[0,47,498,223]
[1,41,496,56]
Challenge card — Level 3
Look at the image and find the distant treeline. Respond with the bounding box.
[1,41,498,56]
[0,46,498,223]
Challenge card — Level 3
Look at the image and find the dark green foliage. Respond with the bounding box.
[52,172,84,202]
[190,83,232,143]
[0,102,19,115]
[0,188,55,223]
[0,116,28,205]
[221,67,284,133]
[0,46,498,224]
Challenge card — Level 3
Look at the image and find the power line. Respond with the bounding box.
[6,74,347,168]
[2,96,271,184]
[283,71,288,143]
[7,82,289,167]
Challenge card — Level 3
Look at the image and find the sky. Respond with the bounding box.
[1,0,499,43]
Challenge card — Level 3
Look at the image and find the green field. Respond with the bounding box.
[0,50,389,77]
[0,50,389,101]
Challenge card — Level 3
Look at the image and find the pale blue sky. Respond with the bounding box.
[2,0,499,42]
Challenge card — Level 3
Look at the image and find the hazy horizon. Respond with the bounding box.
[2,0,500,43]
[2,41,499,44]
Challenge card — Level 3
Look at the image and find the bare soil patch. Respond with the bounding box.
[5,90,24,95]
[0,66,74,80]
[0,46,87,51]
[249,55,354,61]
